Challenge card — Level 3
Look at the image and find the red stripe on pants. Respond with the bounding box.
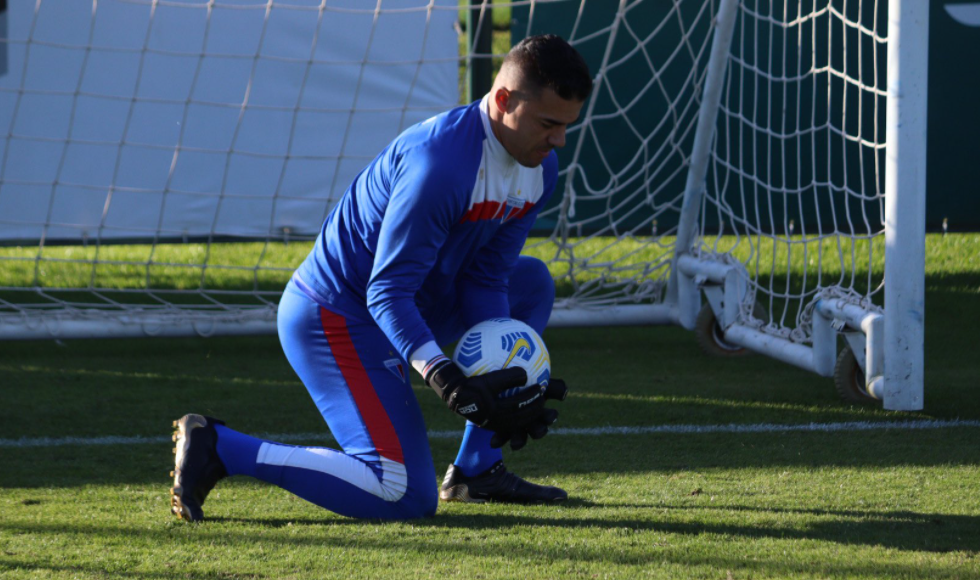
[318,308,405,464]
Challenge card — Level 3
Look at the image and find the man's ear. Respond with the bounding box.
[494,87,513,114]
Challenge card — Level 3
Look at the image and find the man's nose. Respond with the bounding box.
[549,127,566,148]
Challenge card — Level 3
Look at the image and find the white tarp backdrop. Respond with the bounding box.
[0,0,459,242]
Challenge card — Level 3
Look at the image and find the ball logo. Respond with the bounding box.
[501,332,535,368]
[455,333,483,368]
[453,319,550,392]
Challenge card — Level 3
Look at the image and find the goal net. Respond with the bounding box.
[671,0,925,411]
[699,0,887,338]
[0,0,461,337]
[0,0,925,408]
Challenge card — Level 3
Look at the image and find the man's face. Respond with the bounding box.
[495,87,584,168]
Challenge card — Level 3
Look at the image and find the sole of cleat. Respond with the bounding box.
[440,484,486,504]
[440,483,567,505]
[171,496,189,520]
[170,486,189,519]
[170,414,209,523]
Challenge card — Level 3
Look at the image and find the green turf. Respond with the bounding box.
[1,234,979,579]
[2,233,975,315]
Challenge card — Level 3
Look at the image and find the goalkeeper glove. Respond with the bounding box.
[489,379,567,451]
[425,361,550,434]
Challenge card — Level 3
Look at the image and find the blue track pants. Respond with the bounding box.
[213,256,554,519]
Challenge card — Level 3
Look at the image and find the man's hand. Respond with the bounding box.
[426,361,535,426]
[425,361,567,450]
[489,379,567,451]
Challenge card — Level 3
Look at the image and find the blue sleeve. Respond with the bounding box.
[457,157,559,329]
[365,146,468,360]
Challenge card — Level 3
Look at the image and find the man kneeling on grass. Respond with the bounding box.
[170,34,591,521]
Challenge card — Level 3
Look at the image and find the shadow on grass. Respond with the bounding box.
[0,561,212,580]
[206,499,980,549]
[2,423,979,490]
[416,509,980,554]
[0,554,967,580]
[192,506,980,556]
[2,504,978,576]
[1,279,979,490]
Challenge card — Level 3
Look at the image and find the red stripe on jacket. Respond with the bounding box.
[460,200,534,223]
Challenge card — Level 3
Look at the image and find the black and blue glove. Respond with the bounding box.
[425,360,567,450]
[489,380,567,451]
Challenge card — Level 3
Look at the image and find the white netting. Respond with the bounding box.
[0,0,719,336]
[532,0,718,310]
[0,0,461,332]
[0,0,890,341]
[699,0,888,343]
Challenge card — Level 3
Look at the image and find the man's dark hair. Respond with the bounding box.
[504,34,592,102]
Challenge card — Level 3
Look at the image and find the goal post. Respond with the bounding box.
[668,0,926,411]
[882,0,928,410]
[0,1,926,409]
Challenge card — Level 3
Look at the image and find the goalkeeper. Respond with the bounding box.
[170,35,592,521]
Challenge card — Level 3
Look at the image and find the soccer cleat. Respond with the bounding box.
[439,461,567,504]
[170,414,228,522]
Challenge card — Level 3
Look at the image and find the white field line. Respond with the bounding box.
[2,419,979,449]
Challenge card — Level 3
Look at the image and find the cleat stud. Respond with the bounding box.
[172,420,178,428]
[172,447,177,454]
[170,470,175,477]
[172,433,179,442]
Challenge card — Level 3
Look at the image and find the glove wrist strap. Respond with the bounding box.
[425,360,463,402]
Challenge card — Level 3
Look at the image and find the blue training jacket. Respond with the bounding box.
[295,96,559,362]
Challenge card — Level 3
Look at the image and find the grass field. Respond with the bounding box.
[2,234,979,579]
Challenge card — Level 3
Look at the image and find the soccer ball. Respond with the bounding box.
[452,318,551,392]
